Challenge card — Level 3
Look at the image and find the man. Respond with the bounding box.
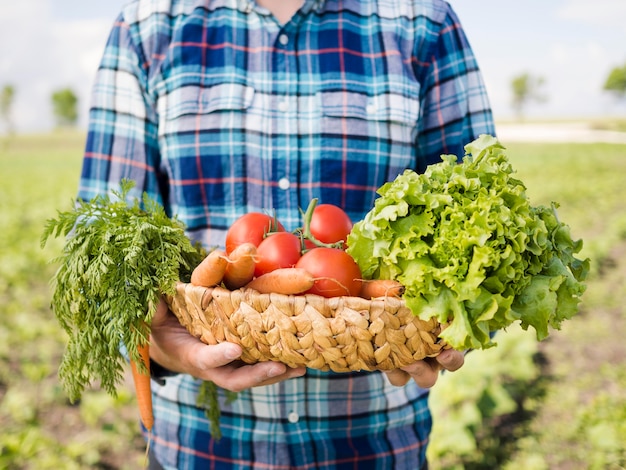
[79,0,494,467]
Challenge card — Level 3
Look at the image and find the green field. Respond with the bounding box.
[1,132,625,469]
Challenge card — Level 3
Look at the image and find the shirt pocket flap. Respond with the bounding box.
[321,91,419,125]
[163,84,255,120]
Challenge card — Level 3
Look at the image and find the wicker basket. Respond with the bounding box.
[166,282,448,373]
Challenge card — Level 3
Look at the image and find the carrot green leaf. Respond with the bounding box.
[41,179,204,401]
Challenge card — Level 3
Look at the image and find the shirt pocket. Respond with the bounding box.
[159,83,255,134]
[320,91,420,147]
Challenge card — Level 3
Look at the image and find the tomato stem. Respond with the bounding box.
[298,198,344,251]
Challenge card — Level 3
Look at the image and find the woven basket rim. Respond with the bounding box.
[166,281,447,372]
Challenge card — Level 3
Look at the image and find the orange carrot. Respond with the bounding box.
[130,342,154,432]
[223,242,257,290]
[358,279,405,299]
[191,249,229,287]
[245,267,315,295]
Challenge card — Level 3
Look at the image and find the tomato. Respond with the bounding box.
[254,232,303,277]
[295,247,362,298]
[225,213,285,254]
[309,204,353,246]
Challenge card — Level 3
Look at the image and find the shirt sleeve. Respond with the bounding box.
[413,1,495,172]
[78,11,165,208]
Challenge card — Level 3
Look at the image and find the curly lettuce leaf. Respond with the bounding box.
[347,135,589,350]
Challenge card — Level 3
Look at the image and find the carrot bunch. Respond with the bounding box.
[41,179,206,446]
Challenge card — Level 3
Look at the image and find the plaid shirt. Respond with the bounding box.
[79,0,494,468]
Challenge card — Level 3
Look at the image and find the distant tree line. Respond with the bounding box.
[509,59,626,119]
[1,85,78,135]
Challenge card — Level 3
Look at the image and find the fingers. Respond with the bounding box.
[384,369,411,387]
[400,359,441,389]
[151,296,175,327]
[150,298,307,391]
[207,362,307,392]
[386,349,466,389]
[154,330,306,391]
[184,341,306,389]
[184,341,243,372]
[436,348,465,372]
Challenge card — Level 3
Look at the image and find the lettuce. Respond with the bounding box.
[346,135,590,350]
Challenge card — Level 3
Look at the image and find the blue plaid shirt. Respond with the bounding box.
[79,0,494,468]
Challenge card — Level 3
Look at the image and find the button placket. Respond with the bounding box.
[271,22,301,209]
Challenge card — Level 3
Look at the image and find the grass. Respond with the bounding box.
[0,131,147,469]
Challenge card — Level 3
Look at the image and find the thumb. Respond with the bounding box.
[189,342,243,372]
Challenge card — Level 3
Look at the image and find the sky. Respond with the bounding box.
[1,0,625,133]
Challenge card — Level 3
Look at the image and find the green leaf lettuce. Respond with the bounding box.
[347,135,590,350]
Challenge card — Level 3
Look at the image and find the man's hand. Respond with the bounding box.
[384,348,465,388]
[149,297,306,392]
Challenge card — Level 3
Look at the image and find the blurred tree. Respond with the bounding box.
[510,73,547,120]
[603,62,626,99]
[51,88,78,127]
[1,84,16,135]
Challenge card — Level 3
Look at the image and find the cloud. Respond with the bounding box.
[542,42,615,116]
[0,1,113,132]
[557,0,626,27]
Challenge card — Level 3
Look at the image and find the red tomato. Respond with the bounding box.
[309,204,353,245]
[225,213,285,254]
[254,232,303,277]
[296,247,362,298]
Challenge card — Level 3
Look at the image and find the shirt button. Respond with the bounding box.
[278,101,289,112]
[366,103,378,114]
[278,34,289,46]
[288,411,299,423]
[278,178,290,190]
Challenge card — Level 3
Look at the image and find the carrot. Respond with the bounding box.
[130,342,154,432]
[223,242,257,290]
[245,267,315,295]
[358,279,405,299]
[191,249,229,287]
